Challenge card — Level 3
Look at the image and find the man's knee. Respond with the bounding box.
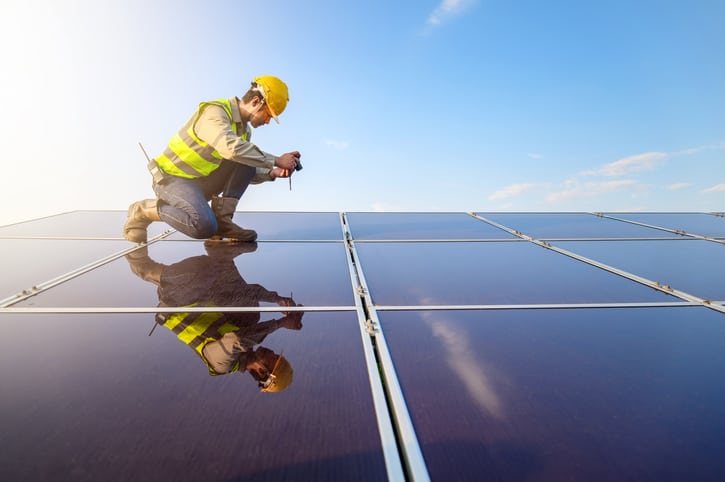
[163,210,217,239]
[187,216,218,239]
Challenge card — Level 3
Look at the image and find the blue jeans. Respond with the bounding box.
[153,162,255,239]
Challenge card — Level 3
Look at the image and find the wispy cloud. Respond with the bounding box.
[488,183,541,201]
[547,179,640,203]
[487,142,724,209]
[323,138,349,151]
[703,183,725,193]
[582,152,669,177]
[371,202,387,212]
[582,142,725,179]
[426,0,477,26]
[527,153,544,159]
[423,312,505,419]
[370,201,407,212]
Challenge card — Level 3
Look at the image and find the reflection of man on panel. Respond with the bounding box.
[126,243,303,392]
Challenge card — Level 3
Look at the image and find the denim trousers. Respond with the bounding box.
[153,161,255,239]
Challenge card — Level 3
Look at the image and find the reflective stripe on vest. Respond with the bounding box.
[155,99,248,179]
[162,310,241,375]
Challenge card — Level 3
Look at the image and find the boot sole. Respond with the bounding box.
[204,235,257,245]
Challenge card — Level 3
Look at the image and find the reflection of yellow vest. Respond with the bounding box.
[155,99,249,179]
[162,310,242,375]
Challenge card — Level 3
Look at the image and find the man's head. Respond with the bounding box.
[239,76,289,128]
[245,346,293,393]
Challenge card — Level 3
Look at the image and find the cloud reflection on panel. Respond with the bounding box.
[125,243,304,393]
[420,307,505,420]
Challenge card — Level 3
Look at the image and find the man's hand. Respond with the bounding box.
[279,310,304,330]
[270,167,291,179]
[276,295,295,308]
[275,151,301,170]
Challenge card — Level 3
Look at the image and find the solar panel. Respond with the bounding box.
[9,241,356,308]
[346,212,514,240]
[480,212,679,239]
[1,211,723,481]
[553,239,725,302]
[379,307,725,481]
[355,241,676,306]
[0,311,389,482]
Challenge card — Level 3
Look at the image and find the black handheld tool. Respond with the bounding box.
[289,160,303,190]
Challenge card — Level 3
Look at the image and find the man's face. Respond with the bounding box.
[246,347,278,382]
[248,97,273,128]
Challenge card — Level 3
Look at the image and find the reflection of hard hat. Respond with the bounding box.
[253,76,289,123]
[260,355,293,393]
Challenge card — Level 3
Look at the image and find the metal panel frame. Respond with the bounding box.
[595,212,725,244]
[341,213,431,482]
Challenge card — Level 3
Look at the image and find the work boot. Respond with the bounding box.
[206,196,257,243]
[205,241,258,261]
[125,246,164,285]
[123,199,161,243]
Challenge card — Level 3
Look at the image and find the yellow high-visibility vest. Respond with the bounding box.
[155,99,248,179]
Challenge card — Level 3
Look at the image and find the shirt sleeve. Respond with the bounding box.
[252,167,274,184]
[194,104,277,170]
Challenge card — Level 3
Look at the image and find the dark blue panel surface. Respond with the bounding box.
[605,213,725,237]
[13,241,355,308]
[0,239,131,302]
[355,242,674,305]
[380,307,725,482]
[0,312,387,482]
[555,239,725,301]
[0,211,170,239]
[480,213,675,239]
[166,212,343,241]
[346,212,514,240]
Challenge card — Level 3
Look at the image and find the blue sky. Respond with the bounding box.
[1,0,723,226]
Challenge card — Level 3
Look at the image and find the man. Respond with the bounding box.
[124,75,301,244]
[126,242,303,392]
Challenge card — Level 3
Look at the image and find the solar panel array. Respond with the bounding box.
[1,211,724,481]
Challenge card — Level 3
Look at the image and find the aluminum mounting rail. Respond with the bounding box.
[470,213,725,315]
[0,230,175,308]
[338,213,406,482]
[341,213,431,482]
[0,306,352,314]
[592,212,725,245]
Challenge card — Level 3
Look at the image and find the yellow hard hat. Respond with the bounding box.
[253,76,289,123]
[260,355,293,393]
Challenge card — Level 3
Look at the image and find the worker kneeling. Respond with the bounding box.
[124,75,301,243]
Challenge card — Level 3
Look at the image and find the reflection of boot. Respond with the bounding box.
[207,197,257,243]
[123,199,161,243]
[205,241,258,261]
[125,246,164,285]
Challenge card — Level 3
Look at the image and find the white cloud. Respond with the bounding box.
[371,202,387,212]
[323,138,349,151]
[488,183,540,201]
[423,313,504,419]
[483,142,724,210]
[582,152,669,177]
[370,201,407,212]
[547,179,640,203]
[703,184,725,193]
[426,0,477,26]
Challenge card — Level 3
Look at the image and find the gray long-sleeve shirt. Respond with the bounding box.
[194,97,277,183]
